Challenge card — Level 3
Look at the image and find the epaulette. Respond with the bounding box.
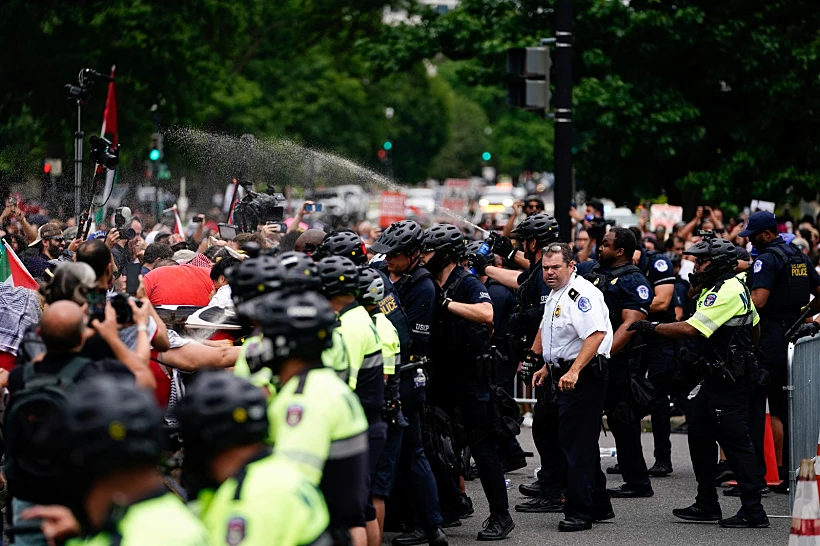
[568,288,580,301]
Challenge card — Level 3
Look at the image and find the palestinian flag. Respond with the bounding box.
[0,241,39,290]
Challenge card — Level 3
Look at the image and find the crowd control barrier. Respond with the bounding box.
[788,335,820,510]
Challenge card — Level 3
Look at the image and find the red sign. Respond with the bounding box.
[380,191,406,228]
[441,178,470,215]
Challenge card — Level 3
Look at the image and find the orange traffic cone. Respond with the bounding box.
[763,399,781,486]
[789,459,820,545]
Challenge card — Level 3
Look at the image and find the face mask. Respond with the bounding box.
[422,251,448,276]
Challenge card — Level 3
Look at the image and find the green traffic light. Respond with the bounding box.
[149,149,161,161]
[482,151,492,161]
[383,141,393,151]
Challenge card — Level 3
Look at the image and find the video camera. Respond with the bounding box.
[114,206,136,240]
[89,135,120,170]
[232,185,287,233]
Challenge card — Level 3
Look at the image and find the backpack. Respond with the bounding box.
[5,356,90,503]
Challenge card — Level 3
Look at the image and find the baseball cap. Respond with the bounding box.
[738,211,777,238]
[28,223,63,247]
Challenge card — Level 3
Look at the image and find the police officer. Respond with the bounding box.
[740,211,820,492]
[630,237,769,528]
[316,229,413,365]
[637,245,677,477]
[423,223,514,541]
[20,376,209,545]
[238,291,370,546]
[577,227,655,498]
[370,220,447,544]
[464,241,526,472]
[177,372,331,546]
[485,214,566,512]
[528,243,614,531]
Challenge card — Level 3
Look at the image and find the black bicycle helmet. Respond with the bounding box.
[230,253,320,306]
[423,224,466,256]
[176,372,268,456]
[357,266,385,305]
[316,256,360,297]
[684,237,738,286]
[63,376,163,482]
[238,291,337,367]
[370,220,424,254]
[313,231,368,265]
[511,213,560,246]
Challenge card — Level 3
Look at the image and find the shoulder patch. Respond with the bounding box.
[654,260,668,272]
[753,259,763,273]
[286,404,304,426]
[568,288,580,301]
[578,297,592,313]
[637,285,650,300]
[704,293,718,307]
[227,517,246,546]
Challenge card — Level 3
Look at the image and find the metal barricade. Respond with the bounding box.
[787,335,820,509]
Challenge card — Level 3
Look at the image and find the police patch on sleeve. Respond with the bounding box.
[654,260,668,272]
[753,259,763,273]
[578,297,592,313]
[704,294,718,307]
[637,285,650,300]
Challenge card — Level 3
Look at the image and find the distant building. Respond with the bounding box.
[384,0,459,25]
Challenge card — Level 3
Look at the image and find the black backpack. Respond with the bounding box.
[5,357,90,503]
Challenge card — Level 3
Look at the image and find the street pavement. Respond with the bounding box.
[386,431,792,546]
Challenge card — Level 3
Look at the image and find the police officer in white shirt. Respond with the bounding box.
[528,243,614,532]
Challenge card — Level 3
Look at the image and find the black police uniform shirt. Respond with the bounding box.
[485,279,516,338]
[376,262,436,358]
[638,250,676,323]
[516,263,550,308]
[750,237,820,320]
[575,259,653,329]
[674,276,691,316]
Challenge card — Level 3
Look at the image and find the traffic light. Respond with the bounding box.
[482,151,492,161]
[506,47,551,111]
[383,140,393,151]
[149,133,163,162]
[377,149,387,161]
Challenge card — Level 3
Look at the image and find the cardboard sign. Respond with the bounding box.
[379,191,406,228]
[650,204,684,231]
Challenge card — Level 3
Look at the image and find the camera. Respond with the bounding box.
[115,207,136,240]
[232,185,287,233]
[110,293,143,324]
[89,135,120,170]
[305,203,323,213]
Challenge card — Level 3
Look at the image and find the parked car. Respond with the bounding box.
[312,185,370,224]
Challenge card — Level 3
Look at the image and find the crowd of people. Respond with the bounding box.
[0,191,817,544]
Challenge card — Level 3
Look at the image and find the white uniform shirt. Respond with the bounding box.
[540,272,613,364]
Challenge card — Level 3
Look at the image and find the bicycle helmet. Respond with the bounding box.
[684,237,738,286]
[357,266,386,305]
[316,256,360,298]
[423,224,466,256]
[230,253,320,306]
[370,220,424,255]
[176,372,268,456]
[511,213,560,246]
[238,291,337,368]
[313,231,368,265]
[64,376,163,482]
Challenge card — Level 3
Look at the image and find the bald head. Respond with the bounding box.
[295,229,327,254]
[40,300,86,354]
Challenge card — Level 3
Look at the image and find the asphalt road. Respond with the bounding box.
[386,430,792,546]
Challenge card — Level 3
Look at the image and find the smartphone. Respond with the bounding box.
[87,289,107,322]
[218,223,237,241]
[192,215,204,223]
[265,221,288,233]
[125,262,142,295]
[305,203,323,213]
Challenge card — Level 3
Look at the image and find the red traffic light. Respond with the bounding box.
[43,163,52,174]
[377,149,387,160]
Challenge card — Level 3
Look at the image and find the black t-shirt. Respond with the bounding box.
[9,353,133,399]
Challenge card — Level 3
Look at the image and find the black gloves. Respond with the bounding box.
[627,320,659,333]
[468,253,493,275]
[520,349,544,385]
[791,322,820,343]
[490,234,517,261]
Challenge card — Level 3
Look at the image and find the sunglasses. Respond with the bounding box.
[47,236,65,243]
[386,250,406,259]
